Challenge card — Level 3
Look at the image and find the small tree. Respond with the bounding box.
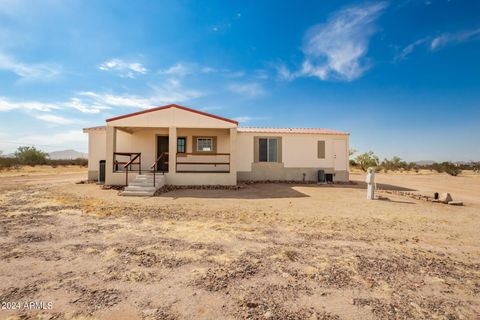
[354,151,379,172]
[441,162,461,176]
[381,156,407,172]
[14,146,48,166]
[471,161,480,173]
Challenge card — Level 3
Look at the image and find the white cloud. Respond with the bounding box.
[0,96,59,112]
[99,58,147,78]
[228,82,265,97]
[77,91,153,109]
[0,52,60,81]
[16,130,87,150]
[35,114,74,125]
[77,78,204,109]
[67,97,110,114]
[159,63,193,77]
[276,64,296,81]
[297,2,387,81]
[395,28,480,61]
[431,28,480,50]
[159,63,224,77]
[232,116,266,123]
[396,38,428,60]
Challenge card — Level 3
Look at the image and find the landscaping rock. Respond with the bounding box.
[448,201,463,206]
[441,193,453,203]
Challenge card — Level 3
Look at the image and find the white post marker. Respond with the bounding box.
[365,167,375,200]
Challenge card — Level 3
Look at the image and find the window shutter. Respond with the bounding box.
[254,137,259,162]
[318,140,325,159]
[277,137,282,163]
[192,136,198,152]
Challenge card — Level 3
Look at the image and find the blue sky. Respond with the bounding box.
[0,0,479,161]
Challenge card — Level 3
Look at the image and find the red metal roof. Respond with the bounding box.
[105,104,239,124]
[237,127,349,135]
[83,125,349,135]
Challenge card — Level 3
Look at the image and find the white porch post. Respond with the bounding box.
[105,126,117,185]
[229,127,237,184]
[169,127,177,173]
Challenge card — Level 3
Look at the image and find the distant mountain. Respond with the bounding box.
[414,160,436,166]
[48,150,87,160]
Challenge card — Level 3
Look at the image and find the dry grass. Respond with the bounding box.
[0,165,87,177]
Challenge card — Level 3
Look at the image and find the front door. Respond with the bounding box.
[156,136,169,172]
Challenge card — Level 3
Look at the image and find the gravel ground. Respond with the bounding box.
[0,169,479,319]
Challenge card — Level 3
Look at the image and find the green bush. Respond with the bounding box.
[14,146,48,166]
[354,151,379,172]
[430,162,461,176]
[46,158,88,167]
[381,156,407,172]
[441,162,461,176]
[0,157,19,170]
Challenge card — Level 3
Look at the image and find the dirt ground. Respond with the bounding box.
[0,167,479,319]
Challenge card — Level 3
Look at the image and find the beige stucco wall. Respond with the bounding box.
[236,132,349,182]
[86,130,106,180]
[103,127,236,185]
[107,107,237,129]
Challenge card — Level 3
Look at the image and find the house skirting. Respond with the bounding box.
[88,170,99,181]
[237,162,349,182]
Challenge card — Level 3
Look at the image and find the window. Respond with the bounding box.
[259,138,278,162]
[177,137,186,153]
[317,140,325,159]
[196,138,213,152]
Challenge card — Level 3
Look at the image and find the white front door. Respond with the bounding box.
[333,139,347,171]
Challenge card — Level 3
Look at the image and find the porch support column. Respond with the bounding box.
[169,127,177,173]
[229,127,237,184]
[105,125,117,185]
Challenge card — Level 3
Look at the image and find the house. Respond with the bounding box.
[83,104,349,194]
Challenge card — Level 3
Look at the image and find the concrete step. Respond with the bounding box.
[120,173,166,197]
[129,182,164,187]
[133,179,165,183]
[120,190,156,196]
[124,186,158,192]
[135,175,165,180]
[135,177,165,181]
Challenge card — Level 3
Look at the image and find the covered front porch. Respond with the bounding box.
[105,126,237,186]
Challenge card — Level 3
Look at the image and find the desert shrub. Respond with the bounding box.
[430,162,461,176]
[46,158,88,167]
[381,156,408,172]
[0,157,19,170]
[349,159,357,167]
[441,162,461,176]
[354,151,379,172]
[14,146,48,166]
[472,162,480,173]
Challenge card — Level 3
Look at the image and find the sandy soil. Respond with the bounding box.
[0,169,479,319]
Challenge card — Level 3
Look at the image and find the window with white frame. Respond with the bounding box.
[196,138,213,152]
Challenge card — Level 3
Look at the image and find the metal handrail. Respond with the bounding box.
[151,152,167,187]
[122,152,141,186]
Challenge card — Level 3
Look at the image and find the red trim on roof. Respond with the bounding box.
[105,104,238,124]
